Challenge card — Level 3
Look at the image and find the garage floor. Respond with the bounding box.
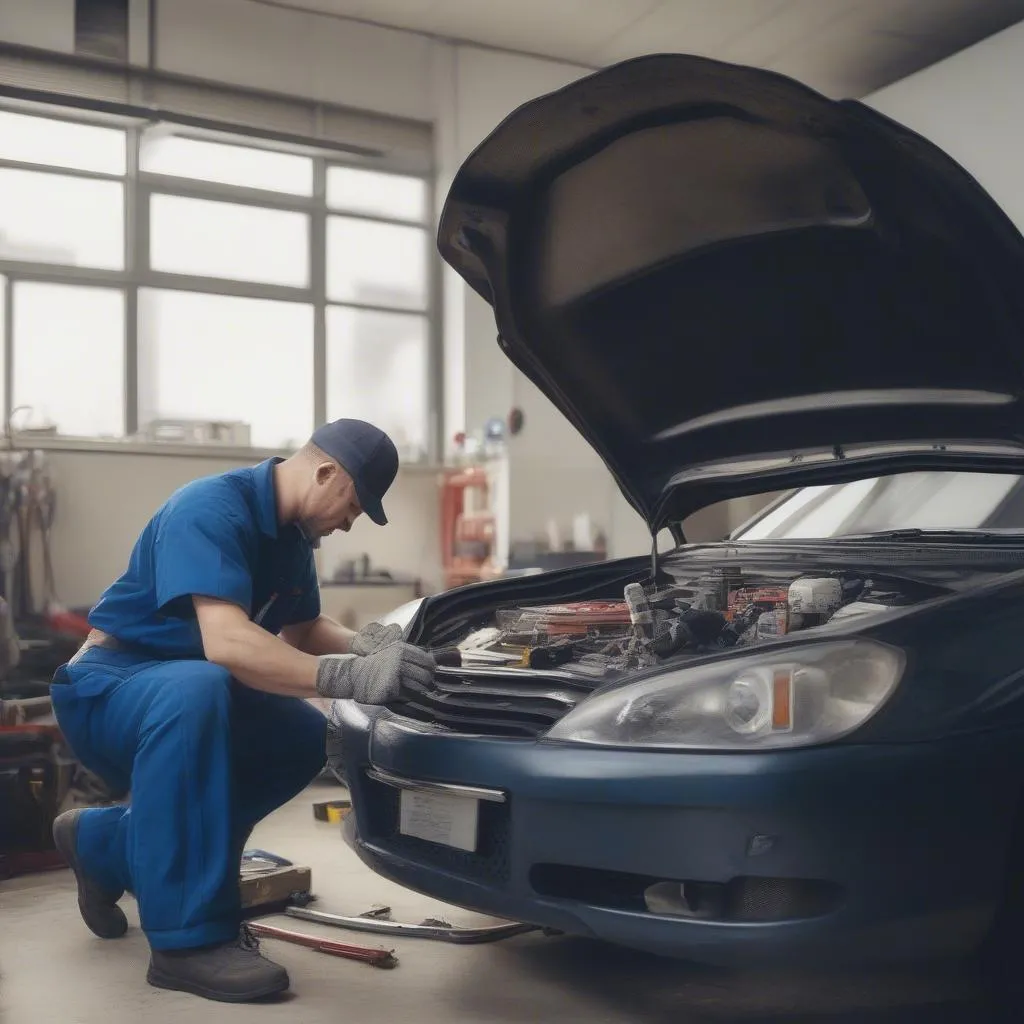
[0,779,1005,1024]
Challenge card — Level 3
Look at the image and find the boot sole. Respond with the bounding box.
[146,964,290,1003]
[52,809,129,940]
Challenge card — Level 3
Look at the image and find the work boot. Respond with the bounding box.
[147,926,290,1003]
[52,808,128,939]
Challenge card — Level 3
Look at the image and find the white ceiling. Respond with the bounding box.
[249,0,1024,96]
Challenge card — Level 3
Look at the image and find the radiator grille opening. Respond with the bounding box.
[530,863,844,922]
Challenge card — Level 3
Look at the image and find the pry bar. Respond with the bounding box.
[247,921,398,969]
[286,905,540,944]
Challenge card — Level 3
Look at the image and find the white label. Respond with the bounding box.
[399,789,480,853]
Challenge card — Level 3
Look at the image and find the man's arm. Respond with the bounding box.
[158,492,422,699]
[280,615,356,656]
[194,597,321,697]
[194,598,434,703]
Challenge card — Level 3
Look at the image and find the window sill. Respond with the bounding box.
[5,433,445,470]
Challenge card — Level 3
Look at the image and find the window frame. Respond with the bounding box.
[0,102,440,462]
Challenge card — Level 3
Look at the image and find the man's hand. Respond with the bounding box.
[350,621,403,657]
[316,643,434,704]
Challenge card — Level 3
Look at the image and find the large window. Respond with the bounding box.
[0,106,435,459]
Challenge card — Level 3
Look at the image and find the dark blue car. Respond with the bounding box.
[330,54,1024,973]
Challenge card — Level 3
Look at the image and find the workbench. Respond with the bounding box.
[317,578,422,631]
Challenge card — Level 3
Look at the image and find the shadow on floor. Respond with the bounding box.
[455,931,1010,1024]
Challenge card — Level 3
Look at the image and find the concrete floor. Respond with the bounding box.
[0,779,1010,1024]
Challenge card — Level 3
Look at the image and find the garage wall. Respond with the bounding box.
[435,47,628,555]
[37,447,442,610]
[865,19,1024,228]
[0,0,437,121]
[0,0,748,611]
[0,0,73,53]
[156,0,437,123]
[438,45,752,555]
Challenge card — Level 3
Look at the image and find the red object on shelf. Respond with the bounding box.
[440,466,496,590]
[46,604,91,638]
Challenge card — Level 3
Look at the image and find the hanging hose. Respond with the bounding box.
[0,459,17,607]
[36,465,57,609]
[0,443,88,639]
[33,456,88,637]
[13,456,33,621]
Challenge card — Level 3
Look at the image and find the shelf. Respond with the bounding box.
[5,434,448,471]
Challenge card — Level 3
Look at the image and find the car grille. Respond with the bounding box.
[361,770,512,884]
[390,666,600,738]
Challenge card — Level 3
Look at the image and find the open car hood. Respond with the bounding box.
[437,54,1024,532]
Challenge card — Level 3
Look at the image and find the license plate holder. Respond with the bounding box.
[398,788,480,853]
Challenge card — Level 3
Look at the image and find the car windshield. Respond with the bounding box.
[735,471,1022,540]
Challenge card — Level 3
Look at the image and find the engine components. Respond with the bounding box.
[451,568,921,678]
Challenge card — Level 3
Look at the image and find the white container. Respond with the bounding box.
[788,577,843,616]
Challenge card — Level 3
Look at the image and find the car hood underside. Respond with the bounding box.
[437,54,1024,530]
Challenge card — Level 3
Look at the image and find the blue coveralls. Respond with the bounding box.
[50,458,328,951]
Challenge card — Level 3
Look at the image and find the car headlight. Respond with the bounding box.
[544,639,904,751]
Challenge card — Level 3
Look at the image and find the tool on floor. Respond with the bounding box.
[312,798,351,823]
[239,849,312,911]
[246,921,398,969]
[285,905,541,944]
[359,904,393,919]
[241,849,293,872]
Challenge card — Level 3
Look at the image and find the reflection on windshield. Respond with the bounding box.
[737,472,1021,540]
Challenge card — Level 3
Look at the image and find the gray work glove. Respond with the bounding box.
[316,642,435,705]
[325,700,348,784]
[349,621,403,657]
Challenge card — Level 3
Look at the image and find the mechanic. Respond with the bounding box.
[48,418,432,1004]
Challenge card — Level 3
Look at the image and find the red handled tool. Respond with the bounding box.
[246,921,398,969]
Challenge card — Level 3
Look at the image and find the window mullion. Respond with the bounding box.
[312,157,327,430]
[124,126,141,436]
[426,179,441,465]
[2,275,11,431]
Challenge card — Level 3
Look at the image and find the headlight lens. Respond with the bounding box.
[544,639,904,751]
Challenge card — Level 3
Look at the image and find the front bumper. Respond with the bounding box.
[337,702,1023,966]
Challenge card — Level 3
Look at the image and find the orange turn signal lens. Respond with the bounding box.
[771,669,794,732]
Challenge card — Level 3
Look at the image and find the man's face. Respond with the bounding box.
[301,461,364,539]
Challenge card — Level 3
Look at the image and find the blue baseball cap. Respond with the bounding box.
[310,419,399,526]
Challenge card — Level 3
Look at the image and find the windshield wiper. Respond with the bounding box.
[838,529,1021,543]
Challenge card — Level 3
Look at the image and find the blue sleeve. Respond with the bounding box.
[284,547,321,625]
[154,487,254,613]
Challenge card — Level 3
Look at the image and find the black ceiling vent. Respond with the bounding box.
[74,0,130,62]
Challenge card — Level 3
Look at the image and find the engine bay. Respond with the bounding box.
[447,568,937,680]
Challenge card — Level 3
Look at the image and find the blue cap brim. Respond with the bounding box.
[356,481,387,526]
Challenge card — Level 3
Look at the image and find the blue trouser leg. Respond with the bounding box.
[51,651,327,951]
[228,684,328,854]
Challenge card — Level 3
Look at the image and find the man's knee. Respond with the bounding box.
[290,701,328,779]
[153,661,233,730]
[266,700,327,787]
